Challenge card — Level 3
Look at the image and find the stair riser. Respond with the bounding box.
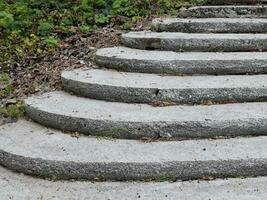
[1,152,266,181]
[178,6,267,18]
[122,36,267,52]
[152,21,267,33]
[62,77,267,104]
[26,105,267,139]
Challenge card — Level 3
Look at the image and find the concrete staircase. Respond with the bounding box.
[1,4,267,198]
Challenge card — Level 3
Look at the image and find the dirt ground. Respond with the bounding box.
[0,19,152,124]
[3,28,120,100]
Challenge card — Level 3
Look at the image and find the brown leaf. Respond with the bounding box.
[149,100,177,107]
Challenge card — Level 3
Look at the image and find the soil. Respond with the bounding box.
[0,19,152,124]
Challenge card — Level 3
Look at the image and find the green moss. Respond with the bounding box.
[0,100,25,120]
[96,131,115,140]
[36,170,46,179]
[144,38,162,50]
[96,127,134,140]
[0,73,10,83]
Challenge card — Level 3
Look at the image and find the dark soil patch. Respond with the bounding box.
[0,20,151,124]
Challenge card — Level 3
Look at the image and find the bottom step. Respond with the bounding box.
[0,120,266,181]
[0,166,266,200]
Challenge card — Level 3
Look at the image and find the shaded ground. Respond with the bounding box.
[0,28,120,124]
[5,28,120,98]
[0,20,151,125]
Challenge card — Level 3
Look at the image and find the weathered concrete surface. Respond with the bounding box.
[62,68,267,104]
[152,18,267,33]
[96,47,267,75]
[121,31,267,52]
[206,0,267,5]
[178,6,267,18]
[25,91,267,139]
[0,120,267,181]
[1,166,267,200]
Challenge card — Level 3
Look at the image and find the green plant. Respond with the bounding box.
[44,36,58,47]
[0,101,25,119]
[38,22,54,36]
[95,14,109,24]
[0,11,14,28]
[0,73,10,83]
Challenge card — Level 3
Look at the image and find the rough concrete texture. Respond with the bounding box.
[178,5,267,18]
[96,47,267,75]
[62,68,267,104]
[0,120,267,181]
[1,166,267,200]
[25,91,267,139]
[121,31,267,52]
[152,18,267,33]
[206,0,267,5]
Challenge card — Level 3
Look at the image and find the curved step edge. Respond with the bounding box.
[0,166,267,199]
[95,47,267,75]
[121,31,267,52]
[151,18,267,33]
[0,120,267,181]
[177,6,267,18]
[25,91,267,139]
[61,68,267,104]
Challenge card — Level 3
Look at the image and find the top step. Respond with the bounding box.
[206,0,267,5]
[178,6,267,18]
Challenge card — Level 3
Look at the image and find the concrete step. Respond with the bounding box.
[178,5,267,18]
[152,18,267,33]
[61,68,267,104]
[1,167,267,200]
[206,0,267,5]
[1,119,267,181]
[0,168,267,200]
[25,91,267,139]
[96,47,267,75]
[121,31,267,52]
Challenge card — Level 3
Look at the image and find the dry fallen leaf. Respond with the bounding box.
[201,176,215,181]
[70,132,80,138]
[149,100,177,107]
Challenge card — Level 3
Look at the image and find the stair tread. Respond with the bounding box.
[154,18,267,23]
[62,68,267,89]
[1,119,267,180]
[25,91,267,138]
[1,166,267,199]
[123,31,267,39]
[178,5,267,18]
[206,0,267,5]
[96,46,267,74]
[62,68,267,103]
[152,18,267,33]
[121,31,267,52]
